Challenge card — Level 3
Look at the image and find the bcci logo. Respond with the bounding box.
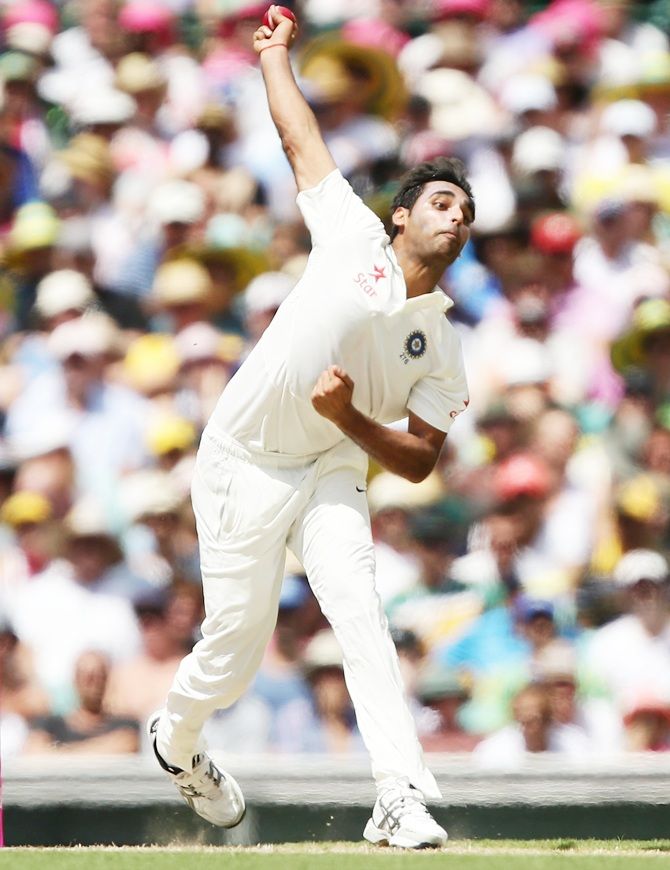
[402,330,427,363]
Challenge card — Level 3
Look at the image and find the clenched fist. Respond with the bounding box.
[311,365,354,425]
[253,5,298,55]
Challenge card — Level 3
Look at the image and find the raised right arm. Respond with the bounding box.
[253,5,337,192]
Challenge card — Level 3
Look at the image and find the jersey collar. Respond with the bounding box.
[386,245,454,314]
[403,288,454,313]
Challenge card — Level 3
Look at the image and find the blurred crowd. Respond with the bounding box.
[2,0,670,769]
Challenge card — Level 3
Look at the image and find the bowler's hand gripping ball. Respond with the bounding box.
[262,5,296,28]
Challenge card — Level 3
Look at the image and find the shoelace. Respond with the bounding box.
[377,786,431,830]
[178,756,223,799]
[395,789,431,818]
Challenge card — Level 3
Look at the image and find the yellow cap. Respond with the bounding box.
[1,491,52,526]
[152,259,213,306]
[616,475,661,522]
[611,298,670,372]
[147,415,196,456]
[8,202,59,252]
[123,333,180,394]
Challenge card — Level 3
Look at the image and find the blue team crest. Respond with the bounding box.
[404,330,427,359]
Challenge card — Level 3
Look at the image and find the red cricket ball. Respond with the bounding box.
[262,5,296,28]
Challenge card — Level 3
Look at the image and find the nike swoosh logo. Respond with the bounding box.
[356,486,367,493]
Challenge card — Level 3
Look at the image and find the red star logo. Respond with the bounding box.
[370,264,386,283]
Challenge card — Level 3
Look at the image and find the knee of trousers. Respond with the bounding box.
[316,577,387,631]
[182,638,266,700]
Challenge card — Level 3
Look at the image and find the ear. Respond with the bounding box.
[392,206,408,234]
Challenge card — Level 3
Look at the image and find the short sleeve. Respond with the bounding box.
[407,329,469,434]
[296,169,386,248]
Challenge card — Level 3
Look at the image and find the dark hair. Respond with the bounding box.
[390,157,475,240]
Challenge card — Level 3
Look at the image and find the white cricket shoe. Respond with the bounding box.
[147,711,245,828]
[363,778,448,849]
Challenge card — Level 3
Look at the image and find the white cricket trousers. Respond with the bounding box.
[156,425,440,800]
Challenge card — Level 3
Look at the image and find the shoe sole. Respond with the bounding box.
[363,819,447,849]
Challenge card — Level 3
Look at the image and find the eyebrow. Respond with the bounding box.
[429,189,475,223]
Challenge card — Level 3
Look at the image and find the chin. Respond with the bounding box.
[438,243,461,265]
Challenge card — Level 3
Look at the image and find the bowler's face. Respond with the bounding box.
[393,181,473,265]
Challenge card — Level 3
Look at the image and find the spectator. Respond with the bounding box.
[119,468,200,587]
[611,298,670,407]
[437,593,572,735]
[173,322,243,428]
[62,495,155,604]
[10,269,97,383]
[10,530,142,709]
[24,649,140,754]
[572,199,670,337]
[484,453,570,598]
[148,257,213,335]
[622,697,670,752]
[5,312,150,506]
[274,628,364,754]
[7,424,76,520]
[606,475,669,568]
[450,504,523,608]
[390,627,440,740]
[105,587,199,729]
[116,182,206,299]
[583,549,670,711]
[252,570,317,727]
[0,617,48,760]
[414,660,479,752]
[473,683,589,768]
[4,203,59,331]
[388,502,480,651]
[205,569,317,754]
[534,641,623,754]
[0,490,58,620]
[366,470,441,606]
[242,271,296,350]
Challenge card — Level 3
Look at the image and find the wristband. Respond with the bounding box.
[259,43,289,54]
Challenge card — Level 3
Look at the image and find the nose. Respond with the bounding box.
[449,203,465,225]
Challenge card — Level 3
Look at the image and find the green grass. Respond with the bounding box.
[1,842,670,870]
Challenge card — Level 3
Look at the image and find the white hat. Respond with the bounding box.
[500,74,557,116]
[534,641,578,681]
[6,22,53,55]
[512,126,565,175]
[120,470,183,523]
[415,68,504,141]
[148,180,205,226]
[244,272,296,315]
[7,412,74,461]
[613,549,669,587]
[70,88,137,127]
[48,312,118,360]
[302,629,343,672]
[65,495,113,537]
[367,470,444,514]
[600,100,657,139]
[501,338,552,386]
[174,321,221,362]
[173,321,244,366]
[34,269,94,319]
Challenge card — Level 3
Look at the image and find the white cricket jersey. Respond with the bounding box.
[210,169,469,457]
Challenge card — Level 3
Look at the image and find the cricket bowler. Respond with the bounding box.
[148,4,474,849]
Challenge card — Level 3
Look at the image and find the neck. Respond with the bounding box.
[392,241,449,298]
